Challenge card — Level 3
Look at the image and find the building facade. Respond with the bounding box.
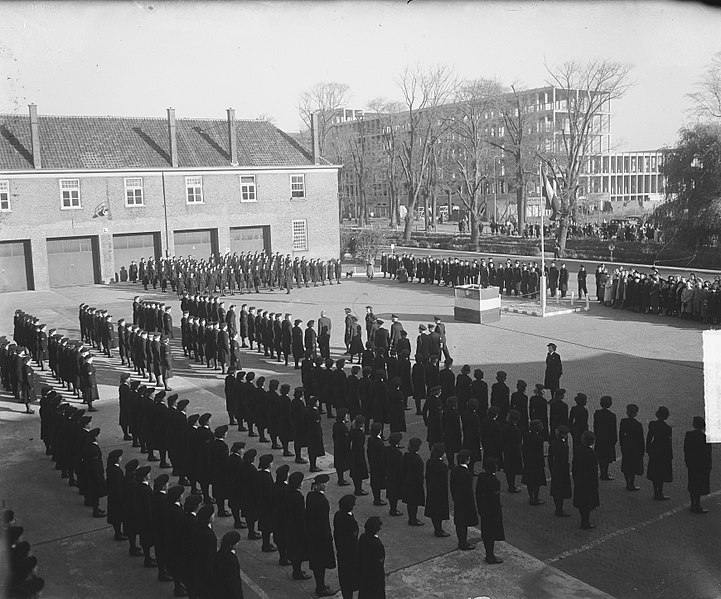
[329,87,664,222]
[0,107,340,292]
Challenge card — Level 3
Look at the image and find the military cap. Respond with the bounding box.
[339,494,356,511]
[288,471,305,488]
[125,458,139,472]
[167,393,178,405]
[167,486,185,502]
[187,414,200,425]
[243,448,257,461]
[135,465,152,480]
[294,319,303,325]
[376,319,384,325]
[258,454,274,468]
[344,307,352,313]
[108,449,123,461]
[388,432,403,446]
[547,342,557,350]
[230,441,246,452]
[214,425,229,438]
[199,413,212,425]
[137,384,147,393]
[276,464,290,480]
[313,473,330,485]
[196,504,214,523]
[418,324,427,331]
[153,473,170,488]
[222,531,241,547]
[129,380,141,391]
[79,416,93,427]
[408,437,422,450]
[184,495,203,510]
[155,390,167,401]
[40,385,54,396]
[177,399,190,410]
[120,373,131,383]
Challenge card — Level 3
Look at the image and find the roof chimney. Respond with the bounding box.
[310,112,321,165]
[167,108,178,167]
[227,108,238,166]
[28,104,42,169]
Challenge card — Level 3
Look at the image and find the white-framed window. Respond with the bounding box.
[186,176,204,204]
[60,179,81,209]
[290,174,305,199]
[0,180,10,212]
[240,175,256,202]
[292,219,308,251]
[124,177,144,206]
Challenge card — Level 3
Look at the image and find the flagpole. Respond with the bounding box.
[540,165,547,316]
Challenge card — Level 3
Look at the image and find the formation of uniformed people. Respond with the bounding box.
[2,508,45,598]
[123,251,344,296]
[6,274,715,599]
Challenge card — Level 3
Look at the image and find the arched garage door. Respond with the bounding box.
[47,236,100,287]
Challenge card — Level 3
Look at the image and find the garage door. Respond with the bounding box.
[113,232,160,276]
[174,229,217,260]
[0,240,32,292]
[229,226,270,255]
[47,236,99,287]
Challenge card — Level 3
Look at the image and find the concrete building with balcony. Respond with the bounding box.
[0,106,340,292]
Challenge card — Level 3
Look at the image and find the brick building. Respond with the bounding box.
[0,106,340,292]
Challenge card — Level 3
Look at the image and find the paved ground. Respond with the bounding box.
[1,277,720,599]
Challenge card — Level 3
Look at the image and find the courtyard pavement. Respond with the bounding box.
[1,276,719,599]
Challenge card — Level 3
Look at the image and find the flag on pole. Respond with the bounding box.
[541,169,560,221]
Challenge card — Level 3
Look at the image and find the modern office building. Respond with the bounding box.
[0,106,340,292]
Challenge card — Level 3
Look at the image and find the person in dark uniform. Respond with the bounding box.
[164,485,187,597]
[569,393,589,447]
[122,458,143,557]
[152,473,172,582]
[134,465,157,567]
[257,453,277,552]
[522,419,547,505]
[385,432,404,517]
[544,343,562,394]
[501,410,523,493]
[106,448,126,539]
[646,406,673,501]
[480,405,503,469]
[490,371,510,422]
[306,396,325,473]
[684,416,712,514]
[333,494,359,599]
[449,449,477,551]
[226,441,246,531]
[306,474,336,597]
[349,415,369,496]
[548,425,572,517]
[286,471,311,581]
[210,425,231,517]
[240,449,261,540]
[82,427,106,517]
[292,320,305,369]
[476,456,505,563]
[572,430,600,529]
[193,504,218,599]
[357,517,386,599]
[402,437,425,526]
[271,464,291,566]
[212,531,245,599]
[593,396,618,481]
[425,442,450,537]
[291,387,308,464]
[368,422,387,506]
[619,404,644,491]
[333,410,351,487]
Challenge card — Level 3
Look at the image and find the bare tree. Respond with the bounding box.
[297,82,351,156]
[490,83,543,234]
[367,98,405,227]
[396,65,457,242]
[446,78,505,248]
[541,59,633,252]
[687,52,721,121]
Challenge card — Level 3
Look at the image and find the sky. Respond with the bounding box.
[1,0,720,151]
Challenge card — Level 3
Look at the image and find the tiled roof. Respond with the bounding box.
[0,114,321,170]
